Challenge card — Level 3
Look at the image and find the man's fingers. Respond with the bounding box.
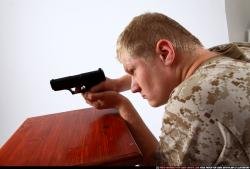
[85,99,92,105]
[85,99,103,109]
[84,97,102,108]
[93,100,104,109]
[84,92,104,101]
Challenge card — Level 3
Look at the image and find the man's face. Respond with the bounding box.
[121,51,175,107]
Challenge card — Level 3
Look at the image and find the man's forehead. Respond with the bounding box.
[120,55,130,64]
[121,57,133,71]
[119,49,131,61]
[121,58,133,73]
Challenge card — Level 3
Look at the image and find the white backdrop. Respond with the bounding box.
[0,0,229,147]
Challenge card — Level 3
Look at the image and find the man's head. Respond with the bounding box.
[117,12,203,107]
[116,12,203,61]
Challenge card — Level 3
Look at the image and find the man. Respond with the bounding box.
[82,12,250,166]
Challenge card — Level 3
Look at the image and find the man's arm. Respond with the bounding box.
[89,75,131,93]
[83,91,158,165]
[118,96,158,165]
[115,75,131,92]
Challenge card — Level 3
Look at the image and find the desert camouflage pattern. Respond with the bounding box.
[157,42,250,166]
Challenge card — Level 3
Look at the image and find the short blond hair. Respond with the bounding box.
[116,12,203,61]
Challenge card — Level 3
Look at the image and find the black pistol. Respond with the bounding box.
[50,68,106,94]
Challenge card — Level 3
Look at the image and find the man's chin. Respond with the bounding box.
[148,100,161,107]
[148,99,166,107]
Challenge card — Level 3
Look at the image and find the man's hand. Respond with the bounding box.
[75,76,130,110]
[83,91,128,110]
[77,76,158,165]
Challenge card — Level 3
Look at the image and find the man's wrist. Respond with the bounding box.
[116,95,128,110]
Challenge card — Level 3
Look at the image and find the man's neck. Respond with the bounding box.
[181,47,220,81]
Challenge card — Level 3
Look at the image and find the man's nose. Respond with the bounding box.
[131,77,141,93]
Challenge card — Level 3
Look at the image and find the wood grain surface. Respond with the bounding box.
[0,108,142,166]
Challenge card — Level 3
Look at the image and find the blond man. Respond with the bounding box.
[82,12,250,166]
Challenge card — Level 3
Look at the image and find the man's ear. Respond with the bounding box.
[156,39,175,66]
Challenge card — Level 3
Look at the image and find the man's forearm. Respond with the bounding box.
[116,75,131,92]
[118,97,158,165]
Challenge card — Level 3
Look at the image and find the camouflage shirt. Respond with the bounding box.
[158,42,250,166]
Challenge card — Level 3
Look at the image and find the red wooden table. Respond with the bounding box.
[0,108,142,166]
